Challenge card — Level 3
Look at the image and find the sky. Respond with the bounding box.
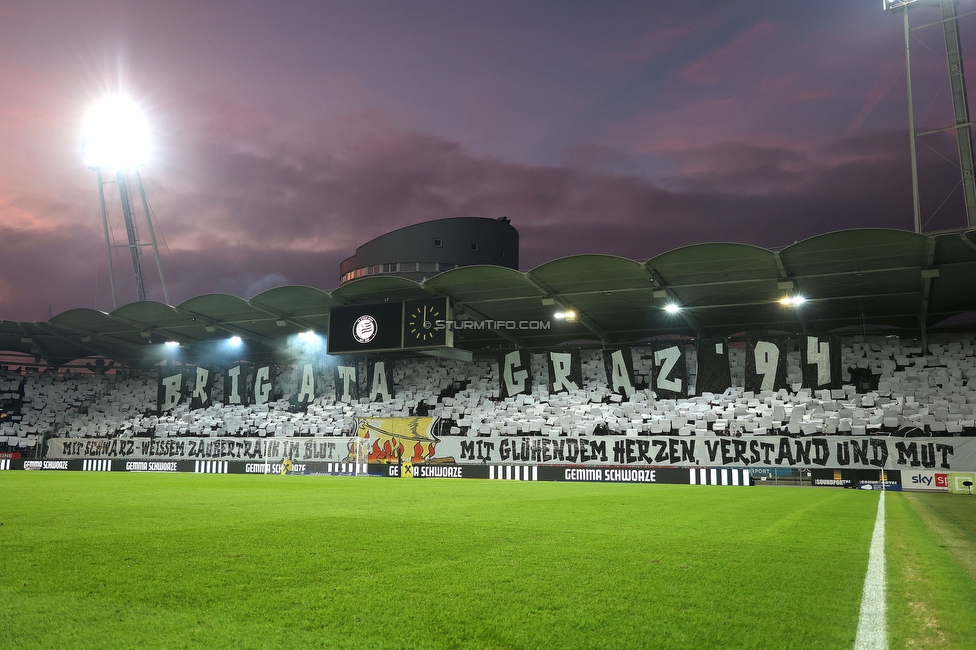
[1,0,975,321]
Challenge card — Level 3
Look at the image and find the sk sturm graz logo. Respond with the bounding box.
[352,315,378,344]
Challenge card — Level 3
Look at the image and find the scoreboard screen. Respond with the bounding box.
[326,302,404,354]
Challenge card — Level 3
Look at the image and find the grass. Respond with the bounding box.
[887,491,976,649]
[0,474,883,649]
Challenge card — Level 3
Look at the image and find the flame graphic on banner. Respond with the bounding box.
[353,417,454,464]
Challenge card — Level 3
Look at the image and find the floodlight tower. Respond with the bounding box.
[82,96,169,308]
[885,0,976,232]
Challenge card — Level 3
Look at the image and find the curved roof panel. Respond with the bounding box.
[177,294,261,322]
[530,254,651,293]
[2,227,974,365]
[646,243,781,327]
[112,301,188,330]
[331,276,431,303]
[425,266,550,346]
[780,229,929,276]
[426,265,538,303]
[648,242,778,285]
[249,286,338,316]
[248,285,337,333]
[49,308,117,332]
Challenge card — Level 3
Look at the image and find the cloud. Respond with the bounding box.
[656,141,816,194]
[679,22,777,85]
[0,111,936,323]
[216,272,290,299]
[138,115,925,270]
[609,22,701,65]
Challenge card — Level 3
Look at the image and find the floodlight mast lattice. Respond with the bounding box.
[885,0,976,231]
[82,97,169,309]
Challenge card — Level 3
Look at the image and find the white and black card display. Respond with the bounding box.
[745,339,788,393]
[189,366,215,409]
[252,365,277,405]
[327,302,404,354]
[499,350,532,398]
[603,348,636,398]
[650,342,687,399]
[289,363,317,410]
[334,363,360,404]
[162,336,856,415]
[224,363,252,406]
[157,369,186,414]
[546,349,582,394]
[696,339,731,394]
[367,359,394,402]
[801,335,842,390]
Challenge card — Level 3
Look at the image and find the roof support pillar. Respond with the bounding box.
[919,237,938,351]
[17,324,57,368]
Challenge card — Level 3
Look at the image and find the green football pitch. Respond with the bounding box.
[0,473,973,649]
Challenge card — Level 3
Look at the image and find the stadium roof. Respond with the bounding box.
[1,228,975,367]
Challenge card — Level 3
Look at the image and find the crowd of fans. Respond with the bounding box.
[1,334,974,457]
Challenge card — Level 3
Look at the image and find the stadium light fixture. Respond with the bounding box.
[882,0,919,12]
[229,336,243,346]
[81,96,151,170]
[779,295,807,307]
[664,303,682,314]
[83,95,169,309]
[164,341,180,347]
[298,330,323,352]
[554,310,576,321]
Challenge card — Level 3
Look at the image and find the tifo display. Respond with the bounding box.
[1,334,975,488]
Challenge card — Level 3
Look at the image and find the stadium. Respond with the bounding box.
[3,213,976,647]
[4,3,976,649]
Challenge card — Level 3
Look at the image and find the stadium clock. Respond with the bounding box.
[403,298,449,348]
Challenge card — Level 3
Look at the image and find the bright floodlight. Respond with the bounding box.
[664,303,681,314]
[164,340,180,347]
[780,295,807,307]
[554,310,576,321]
[229,336,243,346]
[296,330,323,351]
[81,96,151,170]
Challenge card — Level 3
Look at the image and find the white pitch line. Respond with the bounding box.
[854,490,887,650]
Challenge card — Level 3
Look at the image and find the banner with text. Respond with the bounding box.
[46,433,976,471]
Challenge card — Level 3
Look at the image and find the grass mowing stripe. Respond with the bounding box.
[854,490,886,650]
[886,492,976,650]
[0,473,879,649]
[904,492,976,581]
